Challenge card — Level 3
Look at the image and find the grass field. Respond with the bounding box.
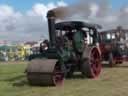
[0,62,128,96]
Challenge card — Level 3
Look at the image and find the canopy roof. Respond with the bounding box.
[55,21,102,30]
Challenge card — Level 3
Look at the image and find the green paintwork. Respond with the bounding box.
[29,48,72,62]
[29,31,85,68]
[73,31,85,53]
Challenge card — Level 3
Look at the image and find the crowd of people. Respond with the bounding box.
[0,45,32,61]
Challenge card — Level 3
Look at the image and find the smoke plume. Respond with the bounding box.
[50,0,128,30]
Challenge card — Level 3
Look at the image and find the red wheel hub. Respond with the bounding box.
[53,66,64,86]
[90,49,101,78]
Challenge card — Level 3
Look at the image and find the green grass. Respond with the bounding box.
[0,62,128,96]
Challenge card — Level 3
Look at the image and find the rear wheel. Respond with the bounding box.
[118,61,123,64]
[81,48,101,78]
[108,53,115,67]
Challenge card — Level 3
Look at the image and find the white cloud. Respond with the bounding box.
[0,0,128,42]
[123,7,128,13]
[32,4,48,16]
[0,1,67,41]
[0,5,14,16]
[27,1,67,20]
[104,15,118,23]
[57,1,67,6]
[90,3,99,18]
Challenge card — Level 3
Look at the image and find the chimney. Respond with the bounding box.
[47,10,56,47]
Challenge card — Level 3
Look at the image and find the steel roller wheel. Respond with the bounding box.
[26,59,64,86]
[82,48,101,78]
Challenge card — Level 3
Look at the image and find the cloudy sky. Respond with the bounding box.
[0,0,128,41]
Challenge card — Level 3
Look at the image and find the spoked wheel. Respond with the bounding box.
[108,52,115,67]
[82,47,101,78]
[53,65,64,86]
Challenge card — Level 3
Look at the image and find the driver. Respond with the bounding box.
[116,31,125,43]
[64,30,74,48]
[65,30,74,40]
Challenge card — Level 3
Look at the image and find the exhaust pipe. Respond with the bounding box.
[47,10,56,48]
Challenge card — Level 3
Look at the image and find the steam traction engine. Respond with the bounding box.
[26,10,102,86]
[100,26,128,67]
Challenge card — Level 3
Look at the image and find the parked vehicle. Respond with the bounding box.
[100,26,128,67]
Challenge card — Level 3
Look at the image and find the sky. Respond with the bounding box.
[0,0,128,41]
[110,0,128,10]
[0,0,75,12]
[0,0,127,12]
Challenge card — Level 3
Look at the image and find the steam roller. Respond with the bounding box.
[26,10,102,86]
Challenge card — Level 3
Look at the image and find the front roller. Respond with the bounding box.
[26,59,64,86]
[81,46,102,78]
